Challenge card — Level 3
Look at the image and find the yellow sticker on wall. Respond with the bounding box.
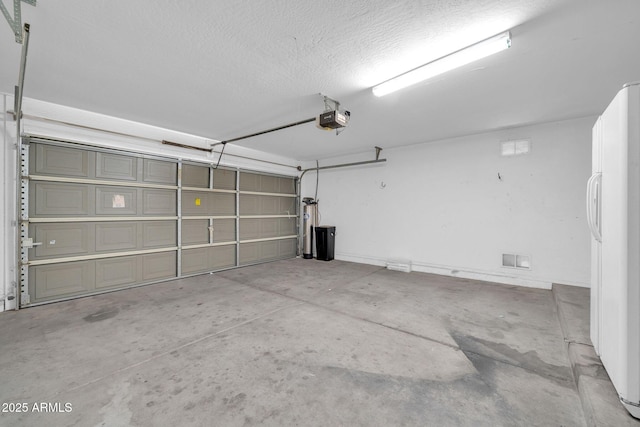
[195,198,201,206]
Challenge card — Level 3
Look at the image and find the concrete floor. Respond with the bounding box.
[0,258,623,426]
[553,284,640,427]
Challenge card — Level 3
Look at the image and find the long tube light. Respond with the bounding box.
[372,31,511,97]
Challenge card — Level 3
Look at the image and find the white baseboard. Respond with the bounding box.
[335,252,555,290]
[336,253,387,267]
[0,297,17,313]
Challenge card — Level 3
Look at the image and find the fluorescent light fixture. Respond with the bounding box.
[372,31,511,97]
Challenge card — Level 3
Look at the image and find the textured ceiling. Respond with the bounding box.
[1,0,640,161]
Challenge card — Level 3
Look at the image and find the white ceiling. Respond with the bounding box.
[1,0,639,161]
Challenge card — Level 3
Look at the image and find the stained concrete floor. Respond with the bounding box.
[553,284,640,426]
[0,259,600,426]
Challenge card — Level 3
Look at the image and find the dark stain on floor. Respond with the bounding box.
[451,332,574,388]
[83,308,119,322]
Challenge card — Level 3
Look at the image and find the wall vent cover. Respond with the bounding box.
[501,139,530,156]
[386,259,412,273]
[502,253,531,269]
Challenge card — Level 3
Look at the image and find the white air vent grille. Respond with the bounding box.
[386,259,412,273]
[501,139,530,156]
[502,253,531,269]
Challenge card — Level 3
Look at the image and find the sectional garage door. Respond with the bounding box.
[19,138,298,306]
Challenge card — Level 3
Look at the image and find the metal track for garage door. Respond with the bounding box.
[19,137,298,307]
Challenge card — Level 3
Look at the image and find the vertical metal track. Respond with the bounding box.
[295,177,301,257]
[2,94,7,310]
[208,165,214,245]
[14,23,30,310]
[235,169,240,267]
[176,161,182,277]
[18,144,29,306]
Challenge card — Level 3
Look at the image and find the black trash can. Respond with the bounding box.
[315,226,335,261]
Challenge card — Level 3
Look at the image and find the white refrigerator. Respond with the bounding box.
[588,81,640,418]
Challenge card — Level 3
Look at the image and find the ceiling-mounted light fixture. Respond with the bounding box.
[372,31,511,97]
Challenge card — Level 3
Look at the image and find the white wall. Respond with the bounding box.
[0,94,300,312]
[303,116,594,289]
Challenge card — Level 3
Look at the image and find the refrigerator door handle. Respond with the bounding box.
[586,174,593,233]
[586,172,602,242]
[594,176,602,238]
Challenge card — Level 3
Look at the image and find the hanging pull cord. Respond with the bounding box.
[214,142,227,169]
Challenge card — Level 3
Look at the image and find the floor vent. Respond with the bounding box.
[502,253,531,269]
[386,260,412,273]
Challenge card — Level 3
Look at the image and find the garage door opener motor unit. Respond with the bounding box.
[317,110,350,130]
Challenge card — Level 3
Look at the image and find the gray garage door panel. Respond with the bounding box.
[30,221,176,260]
[96,152,137,181]
[32,223,90,258]
[30,261,94,300]
[210,246,236,269]
[182,246,236,274]
[182,219,209,245]
[143,159,177,185]
[211,193,236,215]
[31,146,178,186]
[32,182,91,216]
[182,191,235,216]
[239,219,259,240]
[279,218,297,235]
[279,177,296,195]
[32,183,179,217]
[181,248,209,274]
[239,172,296,194]
[279,238,297,257]
[96,186,138,215]
[240,241,275,265]
[142,252,177,281]
[142,221,177,248]
[239,217,296,240]
[29,252,179,303]
[95,222,138,252]
[95,256,137,289]
[213,169,236,190]
[212,219,236,243]
[182,164,209,188]
[32,144,90,178]
[240,195,267,215]
[238,171,296,265]
[182,190,210,215]
[239,238,296,265]
[239,194,296,216]
[142,189,177,215]
[280,197,297,215]
[239,172,261,192]
[181,218,235,246]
